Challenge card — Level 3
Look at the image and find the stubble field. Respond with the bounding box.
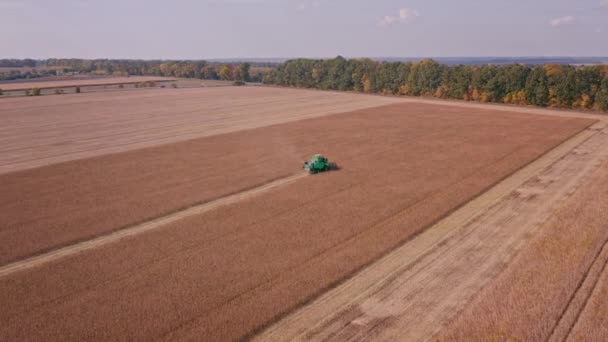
[0,86,595,341]
[439,147,608,342]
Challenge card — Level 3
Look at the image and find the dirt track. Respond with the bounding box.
[0,87,398,174]
[0,102,590,341]
[0,173,307,278]
[555,240,608,342]
[568,256,608,341]
[0,93,392,265]
[0,76,174,91]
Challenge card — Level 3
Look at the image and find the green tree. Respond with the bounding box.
[376,62,403,94]
[486,69,508,102]
[594,76,608,111]
[525,67,549,107]
[238,63,251,82]
[407,59,443,96]
[201,65,218,80]
[322,56,354,91]
[351,59,377,93]
[442,65,473,100]
[576,66,602,93]
[555,67,577,107]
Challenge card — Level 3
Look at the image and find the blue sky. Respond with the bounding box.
[1,0,607,59]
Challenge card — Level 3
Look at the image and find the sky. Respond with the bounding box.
[1,0,608,59]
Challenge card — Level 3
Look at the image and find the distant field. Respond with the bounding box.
[0,87,397,174]
[0,76,174,91]
[0,77,248,97]
[174,78,234,87]
[0,66,65,72]
[0,90,592,340]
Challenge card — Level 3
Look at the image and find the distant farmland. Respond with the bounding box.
[2,82,608,342]
[0,85,600,341]
[0,76,174,91]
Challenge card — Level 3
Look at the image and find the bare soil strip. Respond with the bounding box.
[0,173,306,279]
[0,103,589,341]
[256,121,607,341]
[0,87,398,174]
[0,76,175,91]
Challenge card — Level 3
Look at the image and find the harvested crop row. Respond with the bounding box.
[436,157,608,341]
[0,103,592,341]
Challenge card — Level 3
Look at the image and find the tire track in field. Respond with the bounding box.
[0,173,308,279]
[548,238,608,342]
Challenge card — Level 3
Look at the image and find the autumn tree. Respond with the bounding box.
[256,57,608,112]
[219,65,233,81]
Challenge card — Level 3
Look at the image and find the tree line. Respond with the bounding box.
[0,59,49,81]
[0,69,56,81]
[1,59,274,83]
[44,59,270,82]
[0,59,37,68]
[264,57,608,112]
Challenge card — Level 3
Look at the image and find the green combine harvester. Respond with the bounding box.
[303,154,338,174]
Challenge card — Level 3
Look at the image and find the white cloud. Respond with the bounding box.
[550,16,575,27]
[378,7,420,26]
[601,0,608,8]
[399,8,420,21]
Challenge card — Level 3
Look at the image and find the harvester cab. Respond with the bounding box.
[303,154,338,174]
